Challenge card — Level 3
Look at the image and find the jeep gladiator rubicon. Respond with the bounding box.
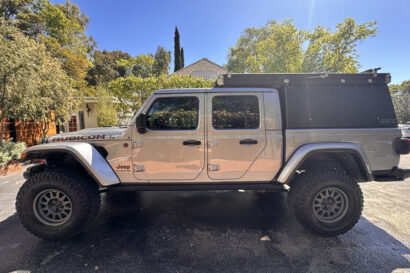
[16,72,410,239]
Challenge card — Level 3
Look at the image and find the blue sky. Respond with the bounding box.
[53,0,410,84]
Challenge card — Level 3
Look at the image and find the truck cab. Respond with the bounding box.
[123,88,282,183]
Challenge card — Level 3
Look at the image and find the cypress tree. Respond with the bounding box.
[174,27,182,72]
[181,47,184,68]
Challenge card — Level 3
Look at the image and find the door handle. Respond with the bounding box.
[239,139,258,145]
[183,140,201,146]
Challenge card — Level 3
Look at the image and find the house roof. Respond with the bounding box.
[173,58,228,80]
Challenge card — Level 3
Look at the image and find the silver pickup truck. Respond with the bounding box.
[16,72,410,240]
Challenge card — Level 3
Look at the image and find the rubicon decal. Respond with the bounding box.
[51,135,106,142]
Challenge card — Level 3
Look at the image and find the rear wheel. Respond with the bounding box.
[288,170,363,236]
[16,169,100,240]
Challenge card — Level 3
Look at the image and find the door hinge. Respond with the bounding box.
[132,141,143,149]
[208,164,219,172]
[133,164,145,172]
[208,140,219,148]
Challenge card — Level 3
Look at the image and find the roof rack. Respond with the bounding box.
[218,71,391,88]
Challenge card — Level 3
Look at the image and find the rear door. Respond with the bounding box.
[207,93,266,180]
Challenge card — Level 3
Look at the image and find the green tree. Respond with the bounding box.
[117,54,155,78]
[17,0,94,54]
[0,0,32,20]
[228,18,377,73]
[86,50,131,85]
[0,21,80,139]
[228,19,305,73]
[174,26,182,72]
[108,75,214,122]
[390,80,410,123]
[153,46,171,76]
[16,0,95,96]
[181,47,184,68]
[303,18,377,72]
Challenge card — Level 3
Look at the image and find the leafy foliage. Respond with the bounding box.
[303,18,377,72]
[390,80,410,123]
[228,18,377,73]
[0,139,26,167]
[0,21,81,139]
[0,0,32,20]
[117,54,156,78]
[228,19,305,73]
[86,50,131,86]
[95,86,117,127]
[153,46,171,76]
[16,0,95,96]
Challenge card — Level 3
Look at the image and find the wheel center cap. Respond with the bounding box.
[322,198,335,210]
[48,199,63,212]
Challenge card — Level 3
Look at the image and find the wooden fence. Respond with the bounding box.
[1,120,57,146]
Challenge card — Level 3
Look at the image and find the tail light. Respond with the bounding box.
[395,138,410,155]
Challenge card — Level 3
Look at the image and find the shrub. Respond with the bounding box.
[0,139,26,168]
[96,86,118,127]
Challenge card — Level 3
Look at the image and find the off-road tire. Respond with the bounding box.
[16,168,100,240]
[288,170,363,237]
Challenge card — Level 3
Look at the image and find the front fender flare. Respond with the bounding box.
[23,142,120,187]
[276,142,372,184]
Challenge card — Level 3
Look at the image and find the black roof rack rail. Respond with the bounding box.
[360,67,381,74]
[219,71,391,88]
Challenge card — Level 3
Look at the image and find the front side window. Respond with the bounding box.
[212,95,260,129]
[146,97,199,130]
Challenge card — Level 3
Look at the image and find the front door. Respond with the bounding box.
[207,93,266,180]
[132,94,205,181]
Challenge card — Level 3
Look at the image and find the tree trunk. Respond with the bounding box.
[0,75,8,142]
[41,120,49,139]
[9,118,17,142]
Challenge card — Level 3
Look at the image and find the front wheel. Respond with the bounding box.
[16,169,100,240]
[288,171,363,237]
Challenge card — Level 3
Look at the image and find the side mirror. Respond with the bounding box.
[136,113,147,134]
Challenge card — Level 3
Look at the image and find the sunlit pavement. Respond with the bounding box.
[0,160,409,273]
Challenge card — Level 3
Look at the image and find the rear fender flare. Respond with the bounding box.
[276,142,372,184]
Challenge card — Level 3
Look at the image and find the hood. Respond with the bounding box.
[46,127,127,143]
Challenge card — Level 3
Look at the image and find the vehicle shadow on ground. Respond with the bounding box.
[0,191,409,273]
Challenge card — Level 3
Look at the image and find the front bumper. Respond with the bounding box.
[373,167,410,181]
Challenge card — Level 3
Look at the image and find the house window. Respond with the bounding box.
[68,115,77,132]
[79,111,85,130]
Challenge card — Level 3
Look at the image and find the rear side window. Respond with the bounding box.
[146,97,199,130]
[212,95,260,129]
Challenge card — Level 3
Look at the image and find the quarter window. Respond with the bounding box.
[212,95,260,129]
[146,97,199,130]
